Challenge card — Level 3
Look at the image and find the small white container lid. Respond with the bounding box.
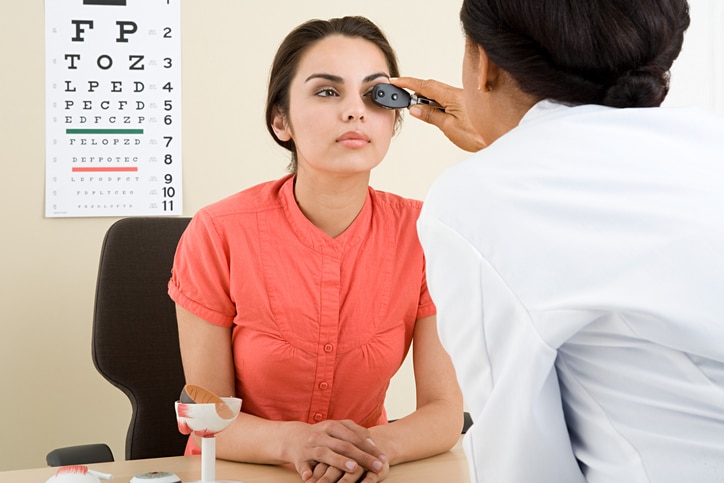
[129,471,181,483]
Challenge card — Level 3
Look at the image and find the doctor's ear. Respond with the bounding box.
[271,107,291,142]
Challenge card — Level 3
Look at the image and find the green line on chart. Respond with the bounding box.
[66,128,144,134]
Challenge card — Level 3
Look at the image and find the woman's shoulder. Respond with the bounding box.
[368,188,425,230]
[369,187,423,212]
[198,175,292,220]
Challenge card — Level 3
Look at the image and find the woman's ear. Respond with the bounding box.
[271,107,291,142]
[477,44,499,91]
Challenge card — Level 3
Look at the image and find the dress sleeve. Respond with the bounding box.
[168,210,236,327]
[418,215,586,483]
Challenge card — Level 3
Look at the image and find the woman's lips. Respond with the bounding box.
[337,131,370,148]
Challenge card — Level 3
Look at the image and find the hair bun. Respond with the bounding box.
[603,66,670,108]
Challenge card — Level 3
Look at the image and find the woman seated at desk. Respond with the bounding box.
[168,15,463,483]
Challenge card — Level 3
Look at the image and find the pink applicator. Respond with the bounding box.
[45,465,112,482]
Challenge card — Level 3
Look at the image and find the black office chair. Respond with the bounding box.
[47,217,191,466]
[47,216,473,466]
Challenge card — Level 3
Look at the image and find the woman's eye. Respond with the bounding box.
[316,88,338,97]
[363,89,385,108]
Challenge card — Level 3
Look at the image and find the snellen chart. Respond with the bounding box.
[45,0,181,217]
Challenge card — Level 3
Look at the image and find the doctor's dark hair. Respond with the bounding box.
[460,0,690,108]
[265,16,400,173]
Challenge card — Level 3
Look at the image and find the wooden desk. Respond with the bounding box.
[0,439,469,483]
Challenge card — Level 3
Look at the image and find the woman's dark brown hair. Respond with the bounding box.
[266,16,400,172]
[460,0,690,108]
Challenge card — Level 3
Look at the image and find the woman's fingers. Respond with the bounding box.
[307,462,363,483]
[307,432,382,473]
[316,420,386,472]
[291,419,387,481]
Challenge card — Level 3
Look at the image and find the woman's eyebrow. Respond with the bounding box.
[304,72,390,83]
[305,73,342,83]
[364,72,390,83]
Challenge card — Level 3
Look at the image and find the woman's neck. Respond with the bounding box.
[293,170,370,238]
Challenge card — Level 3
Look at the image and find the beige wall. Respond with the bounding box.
[1,0,721,472]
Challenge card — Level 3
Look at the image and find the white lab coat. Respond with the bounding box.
[418,101,724,483]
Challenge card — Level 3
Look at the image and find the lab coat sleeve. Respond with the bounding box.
[418,215,586,483]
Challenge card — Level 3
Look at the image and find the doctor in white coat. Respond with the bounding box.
[394,0,724,482]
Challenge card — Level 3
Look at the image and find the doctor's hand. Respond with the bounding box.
[392,77,487,153]
[285,420,387,483]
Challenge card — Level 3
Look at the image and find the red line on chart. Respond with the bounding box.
[72,167,139,173]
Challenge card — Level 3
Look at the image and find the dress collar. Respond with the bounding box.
[279,175,371,254]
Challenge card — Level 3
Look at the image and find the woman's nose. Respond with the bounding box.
[342,94,367,121]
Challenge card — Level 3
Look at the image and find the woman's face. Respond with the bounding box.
[273,35,397,178]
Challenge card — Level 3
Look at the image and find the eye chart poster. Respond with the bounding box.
[45,0,182,217]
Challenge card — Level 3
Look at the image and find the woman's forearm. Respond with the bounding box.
[368,398,463,466]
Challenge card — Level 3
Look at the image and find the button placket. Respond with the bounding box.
[308,248,341,424]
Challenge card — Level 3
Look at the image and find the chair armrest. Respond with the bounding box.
[461,411,473,434]
[46,443,114,467]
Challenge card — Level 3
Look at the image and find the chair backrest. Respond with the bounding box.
[92,217,191,460]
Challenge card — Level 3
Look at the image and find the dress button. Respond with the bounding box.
[319,382,329,390]
[324,343,334,353]
[314,412,324,421]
